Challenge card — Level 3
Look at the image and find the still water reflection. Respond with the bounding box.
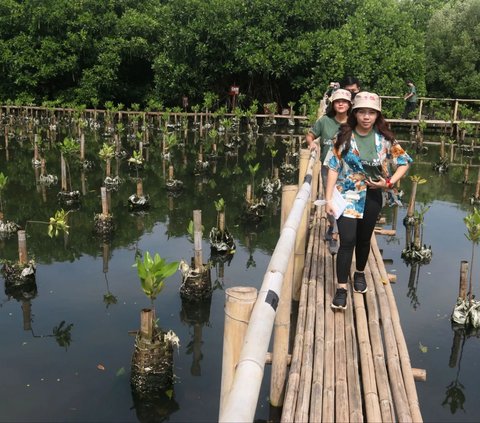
[0,120,479,422]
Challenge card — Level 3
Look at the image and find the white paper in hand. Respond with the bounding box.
[314,188,347,220]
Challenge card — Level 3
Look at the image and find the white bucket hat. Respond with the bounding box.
[352,91,381,112]
[330,89,352,103]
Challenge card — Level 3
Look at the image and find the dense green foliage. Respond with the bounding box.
[426,0,480,98]
[0,0,470,109]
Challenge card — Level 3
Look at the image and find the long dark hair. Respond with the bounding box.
[334,110,395,154]
[326,100,352,119]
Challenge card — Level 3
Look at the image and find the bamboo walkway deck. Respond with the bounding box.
[281,210,422,422]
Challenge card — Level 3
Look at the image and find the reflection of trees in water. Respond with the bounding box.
[406,262,422,310]
[443,328,467,414]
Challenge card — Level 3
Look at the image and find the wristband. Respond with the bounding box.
[385,177,394,189]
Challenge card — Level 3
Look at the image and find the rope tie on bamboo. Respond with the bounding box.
[223,311,251,324]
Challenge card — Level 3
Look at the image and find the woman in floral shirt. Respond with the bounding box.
[324,92,412,310]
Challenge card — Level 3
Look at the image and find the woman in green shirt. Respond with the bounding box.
[306,89,352,251]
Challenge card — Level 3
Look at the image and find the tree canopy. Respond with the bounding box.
[0,0,468,109]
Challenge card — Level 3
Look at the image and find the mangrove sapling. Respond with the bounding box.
[128,178,150,211]
[242,163,266,222]
[179,212,212,301]
[131,252,180,394]
[165,165,183,194]
[99,142,121,189]
[415,120,428,153]
[401,205,432,264]
[0,172,19,236]
[209,198,236,255]
[1,209,70,282]
[433,135,450,173]
[57,137,81,205]
[452,208,480,329]
[404,175,427,226]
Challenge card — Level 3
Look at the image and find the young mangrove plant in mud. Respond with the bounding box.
[179,211,212,301]
[433,135,450,174]
[404,175,427,226]
[452,208,480,329]
[57,137,81,206]
[243,162,266,222]
[99,142,121,190]
[209,197,235,255]
[1,209,70,284]
[0,172,19,236]
[130,252,180,394]
[401,204,432,265]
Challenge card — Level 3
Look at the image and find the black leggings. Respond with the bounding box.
[336,189,383,283]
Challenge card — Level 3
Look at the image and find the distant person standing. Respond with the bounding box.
[403,79,417,118]
[341,76,361,101]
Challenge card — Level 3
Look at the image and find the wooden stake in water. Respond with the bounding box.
[193,210,203,271]
[80,130,85,161]
[136,179,143,197]
[18,230,28,265]
[458,260,468,301]
[60,153,67,191]
[101,186,109,216]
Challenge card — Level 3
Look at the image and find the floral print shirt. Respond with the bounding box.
[325,131,412,219]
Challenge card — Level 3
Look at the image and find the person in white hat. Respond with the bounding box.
[323,91,413,310]
[306,88,352,253]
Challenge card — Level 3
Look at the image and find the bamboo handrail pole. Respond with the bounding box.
[281,213,318,423]
[309,213,326,423]
[219,287,258,417]
[293,148,312,300]
[334,284,349,423]
[193,210,203,271]
[294,214,321,422]
[370,236,423,422]
[344,277,363,422]
[364,265,395,422]
[221,152,316,423]
[368,251,412,422]
[352,281,382,422]
[270,185,298,407]
[322,228,335,422]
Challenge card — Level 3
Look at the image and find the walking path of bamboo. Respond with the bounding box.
[281,207,423,422]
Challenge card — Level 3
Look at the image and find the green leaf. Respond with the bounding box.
[419,342,428,353]
[116,367,126,377]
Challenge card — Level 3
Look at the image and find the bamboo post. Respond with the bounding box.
[34,134,39,161]
[136,179,144,197]
[270,185,297,406]
[101,187,109,216]
[168,165,174,180]
[245,184,252,204]
[80,130,85,161]
[22,301,32,331]
[293,149,311,300]
[18,230,28,265]
[219,287,258,418]
[417,99,423,120]
[140,308,154,341]
[453,100,459,122]
[60,153,67,191]
[458,260,468,301]
[463,164,470,184]
[193,210,203,271]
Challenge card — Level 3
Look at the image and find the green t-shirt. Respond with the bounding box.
[310,115,341,162]
[354,130,383,181]
[407,85,417,103]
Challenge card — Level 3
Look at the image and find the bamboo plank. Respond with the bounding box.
[310,214,326,422]
[322,223,336,423]
[334,281,349,422]
[370,236,423,422]
[364,266,395,422]
[352,277,382,422]
[294,215,321,421]
[368,252,412,422]
[344,282,363,422]
[281,213,318,422]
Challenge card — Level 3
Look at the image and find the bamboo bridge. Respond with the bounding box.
[219,150,424,422]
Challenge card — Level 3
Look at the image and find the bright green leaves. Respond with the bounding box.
[48,209,70,238]
[133,252,179,301]
[464,208,480,244]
